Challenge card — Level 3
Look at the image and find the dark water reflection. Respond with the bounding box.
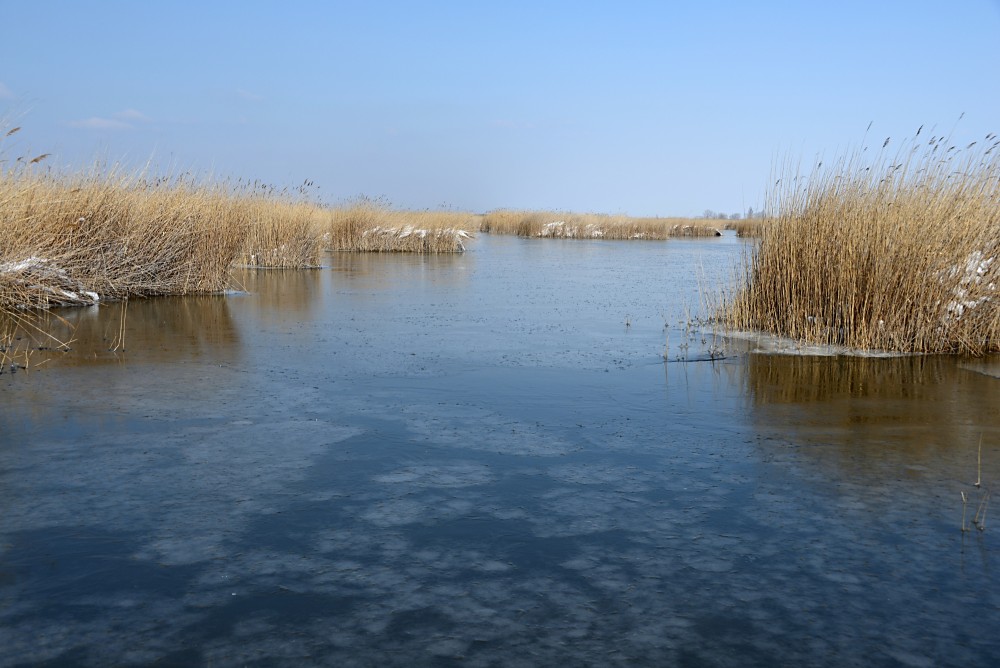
[745,353,1000,460]
[232,267,324,323]
[2,293,242,368]
[1,234,998,667]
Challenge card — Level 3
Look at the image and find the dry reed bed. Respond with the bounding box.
[329,202,477,252]
[0,171,256,311]
[0,130,483,314]
[724,219,767,237]
[720,130,1000,356]
[479,210,722,239]
[240,201,328,268]
[0,158,335,317]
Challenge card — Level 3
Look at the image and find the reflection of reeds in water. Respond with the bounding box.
[1,294,241,368]
[742,353,946,405]
[233,267,323,320]
[0,321,35,374]
[330,248,470,293]
[962,436,991,532]
[741,353,1000,462]
[480,210,723,239]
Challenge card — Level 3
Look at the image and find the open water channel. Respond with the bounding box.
[1,233,998,666]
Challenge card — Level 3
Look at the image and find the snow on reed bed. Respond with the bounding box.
[0,256,100,308]
[480,210,722,239]
[0,174,246,312]
[329,202,477,253]
[355,226,472,252]
[0,137,327,312]
[719,127,1000,356]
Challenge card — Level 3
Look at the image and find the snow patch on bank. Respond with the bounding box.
[362,226,471,251]
[941,249,996,321]
[538,221,604,238]
[0,256,100,307]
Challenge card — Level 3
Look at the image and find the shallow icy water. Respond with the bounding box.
[1,233,998,667]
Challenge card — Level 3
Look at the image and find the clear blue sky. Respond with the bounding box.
[2,1,999,216]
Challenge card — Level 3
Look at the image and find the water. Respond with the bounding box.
[1,233,998,667]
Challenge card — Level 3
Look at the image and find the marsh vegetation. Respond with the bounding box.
[720,128,1000,356]
[479,209,724,239]
[5,121,1000,361]
[1,126,726,319]
[0,130,478,315]
[329,198,477,253]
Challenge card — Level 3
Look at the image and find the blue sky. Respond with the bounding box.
[2,1,999,216]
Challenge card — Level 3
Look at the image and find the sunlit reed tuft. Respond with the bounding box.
[719,127,1000,356]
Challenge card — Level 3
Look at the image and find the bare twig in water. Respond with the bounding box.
[961,491,969,532]
[975,435,982,488]
[974,491,990,531]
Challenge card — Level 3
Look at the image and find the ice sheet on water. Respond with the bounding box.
[723,330,910,357]
[0,595,200,666]
[547,461,657,493]
[0,418,360,567]
[361,498,429,527]
[374,462,494,488]
[397,402,577,456]
[959,358,1000,379]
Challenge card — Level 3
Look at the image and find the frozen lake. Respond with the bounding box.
[1,233,998,666]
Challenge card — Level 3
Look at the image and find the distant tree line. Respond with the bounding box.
[701,208,768,220]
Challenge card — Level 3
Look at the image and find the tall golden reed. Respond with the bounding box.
[0,169,250,310]
[720,128,1000,355]
[240,200,329,268]
[0,125,330,313]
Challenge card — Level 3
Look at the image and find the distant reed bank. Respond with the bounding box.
[480,210,724,239]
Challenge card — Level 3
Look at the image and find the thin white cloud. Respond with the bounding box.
[114,108,151,122]
[68,117,133,130]
[0,82,14,99]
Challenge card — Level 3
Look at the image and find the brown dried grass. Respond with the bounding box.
[0,124,489,318]
[723,219,768,237]
[0,126,333,313]
[0,170,252,311]
[239,201,328,268]
[719,129,1000,355]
